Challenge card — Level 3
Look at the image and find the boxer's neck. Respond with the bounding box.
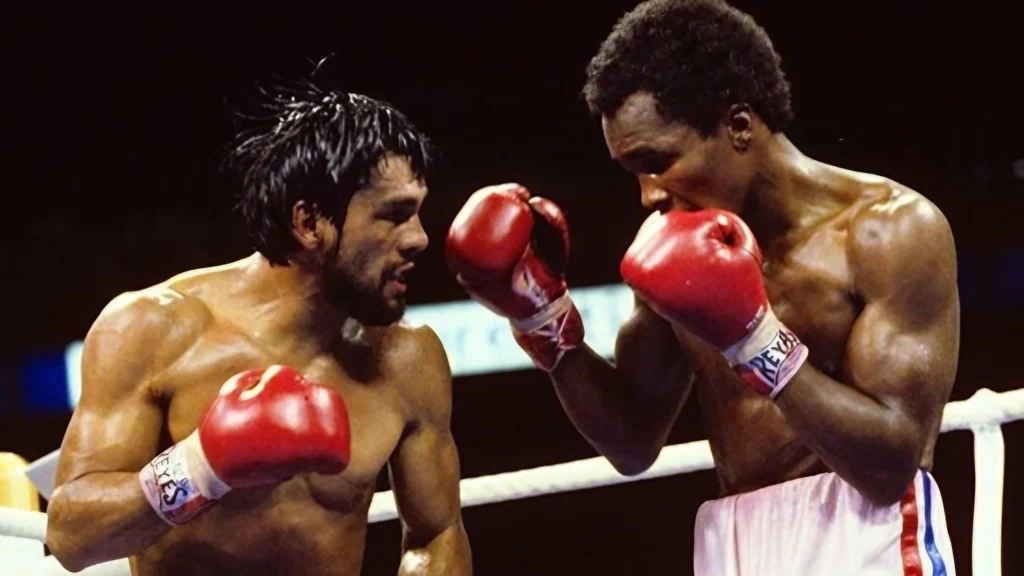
[742,133,859,253]
[242,253,350,347]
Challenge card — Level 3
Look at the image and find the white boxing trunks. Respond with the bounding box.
[694,470,954,575]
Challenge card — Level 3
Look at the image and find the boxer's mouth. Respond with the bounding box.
[388,263,416,292]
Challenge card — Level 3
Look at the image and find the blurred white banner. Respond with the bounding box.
[62,284,635,406]
[404,283,633,376]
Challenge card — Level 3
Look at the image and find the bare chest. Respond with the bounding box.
[687,229,862,492]
[764,232,860,376]
[157,324,406,516]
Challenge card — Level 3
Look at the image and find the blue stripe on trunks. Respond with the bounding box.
[922,471,948,576]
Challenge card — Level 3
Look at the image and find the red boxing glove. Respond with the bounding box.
[446,183,583,371]
[621,210,808,397]
[139,366,351,524]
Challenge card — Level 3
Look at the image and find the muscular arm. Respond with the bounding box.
[549,296,697,475]
[47,290,201,571]
[774,199,959,505]
[388,327,471,576]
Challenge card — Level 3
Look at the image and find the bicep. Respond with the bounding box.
[388,326,462,545]
[388,423,462,545]
[844,286,959,431]
[57,385,163,487]
[844,197,960,428]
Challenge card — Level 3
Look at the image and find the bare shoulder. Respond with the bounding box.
[93,257,254,354]
[847,183,957,315]
[83,282,213,394]
[90,282,211,348]
[378,321,452,425]
[93,284,210,334]
[381,321,451,390]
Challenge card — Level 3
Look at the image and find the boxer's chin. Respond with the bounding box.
[354,296,405,326]
[338,284,403,326]
[361,280,409,325]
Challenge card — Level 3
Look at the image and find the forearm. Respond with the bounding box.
[549,345,635,445]
[399,523,472,576]
[774,364,920,505]
[549,344,691,474]
[47,472,171,571]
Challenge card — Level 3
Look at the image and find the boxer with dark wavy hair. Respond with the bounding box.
[47,79,472,576]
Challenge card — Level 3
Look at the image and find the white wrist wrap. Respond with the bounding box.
[507,292,583,372]
[723,306,809,399]
[138,430,230,525]
[509,292,574,335]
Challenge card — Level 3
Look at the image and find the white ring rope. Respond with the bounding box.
[0,507,46,542]
[2,387,1022,576]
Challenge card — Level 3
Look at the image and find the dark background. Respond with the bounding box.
[1,1,1021,574]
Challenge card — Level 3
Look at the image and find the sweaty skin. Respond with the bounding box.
[47,263,468,576]
[549,92,959,505]
[46,158,470,575]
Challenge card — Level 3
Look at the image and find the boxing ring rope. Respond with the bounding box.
[2,387,1022,575]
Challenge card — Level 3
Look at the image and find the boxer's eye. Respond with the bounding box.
[622,149,675,176]
[376,201,417,223]
[382,209,410,223]
[641,156,675,175]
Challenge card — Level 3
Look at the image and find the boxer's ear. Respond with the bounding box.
[291,200,323,250]
[725,104,753,152]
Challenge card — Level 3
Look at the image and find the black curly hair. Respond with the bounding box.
[583,0,794,136]
[227,80,433,266]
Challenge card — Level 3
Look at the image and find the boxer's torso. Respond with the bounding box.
[130,262,412,576]
[671,173,942,496]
